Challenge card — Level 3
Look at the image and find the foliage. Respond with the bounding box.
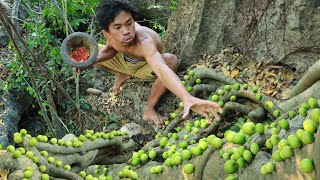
[147,0,179,38]
[169,0,178,10]
[0,0,103,136]
[42,0,97,34]
[150,20,166,38]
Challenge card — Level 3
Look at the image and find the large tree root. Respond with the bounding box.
[290,59,320,98]
[193,146,215,180]
[187,68,237,86]
[279,80,320,112]
[190,84,217,96]
[0,150,41,180]
[1,64,320,180]
[0,133,136,179]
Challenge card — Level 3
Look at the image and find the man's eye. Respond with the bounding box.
[115,26,120,29]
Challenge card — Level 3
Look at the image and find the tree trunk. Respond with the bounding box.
[164,0,320,75]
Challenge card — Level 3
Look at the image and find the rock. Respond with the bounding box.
[92,78,105,91]
[120,122,154,143]
[62,134,76,141]
[120,122,146,136]
[0,90,33,147]
[0,34,9,47]
[86,88,103,96]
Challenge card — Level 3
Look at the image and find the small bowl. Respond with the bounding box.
[60,32,98,69]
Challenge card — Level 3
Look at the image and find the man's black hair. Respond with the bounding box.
[95,0,138,31]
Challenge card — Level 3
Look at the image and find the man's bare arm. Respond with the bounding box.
[142,39,223,121]
[93,44,118,65]
[142,40,188,101]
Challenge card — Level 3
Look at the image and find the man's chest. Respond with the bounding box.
[113,45,145,61]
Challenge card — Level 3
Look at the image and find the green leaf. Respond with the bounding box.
[107,123,117,129]
[108,115,118,122]
[80,102,91,110]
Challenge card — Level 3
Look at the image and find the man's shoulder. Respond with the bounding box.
[135,29,156,47]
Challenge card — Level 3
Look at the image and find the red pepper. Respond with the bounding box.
[70,47,89,62]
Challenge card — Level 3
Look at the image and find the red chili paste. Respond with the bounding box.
[70,47,89,62]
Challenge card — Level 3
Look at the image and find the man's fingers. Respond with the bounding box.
[207,100,223,113]
[206,117,212,124]
[182,106,190,119]
[212,102,223,114]
[213,112,220,121]
[208,107,221,121]
[203,113,210,123]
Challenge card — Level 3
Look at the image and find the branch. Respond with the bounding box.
[0,8,56,136]
[46,91,66,138]
[50,0,74,33]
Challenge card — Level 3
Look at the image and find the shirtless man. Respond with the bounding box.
[94,0,222,127]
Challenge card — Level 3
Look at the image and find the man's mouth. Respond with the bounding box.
[125,36,133,43]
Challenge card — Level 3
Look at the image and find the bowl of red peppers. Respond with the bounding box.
[60,32,98,69]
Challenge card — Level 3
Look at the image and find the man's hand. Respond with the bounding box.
[182,96,223,123]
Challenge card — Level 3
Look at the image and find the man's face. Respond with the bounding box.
[104,11,135,46]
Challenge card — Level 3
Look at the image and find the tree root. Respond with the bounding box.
[280,80,320,112]
[220,89,283,120]
[0,62,318,179]
[0,150,41,180]
[18,136,136,179]
[91,152,133,165]
[187,68,238,86]
[33,136,131,154]
[290,59,320,98]
[248,107,268,122]
[142,113,185,151]
[193,146,215,180]
[190,84,217,96]
[163,112,184,136]
[188,121,220,143]
[220,102,254,121]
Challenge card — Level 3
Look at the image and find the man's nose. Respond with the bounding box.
[123,27,130,35]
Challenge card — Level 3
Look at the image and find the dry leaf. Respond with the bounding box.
[248,81,255,87]
[269,65,283,69]
[0,169,8,180]
[256,62,262,69]
[221,67,231,77]
[231,69,239,78]
[253,66,257,74]
[256,80,260,86]
[281,89,291,99]
[261,89,274,95]
[272,90,278,96]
